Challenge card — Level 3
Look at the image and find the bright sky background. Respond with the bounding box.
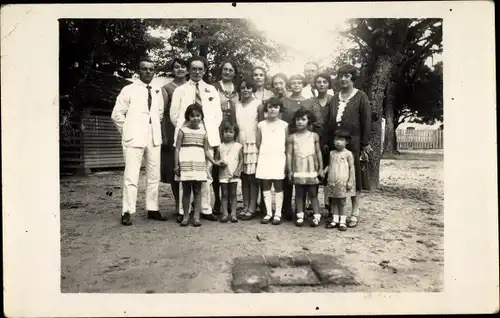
[248,16,351,76]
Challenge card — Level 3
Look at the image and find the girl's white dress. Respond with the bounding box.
[255,119,288,180]
[235,98,260,175]
[218,141,242,183]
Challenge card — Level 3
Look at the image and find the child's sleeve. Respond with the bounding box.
[347,151,356,189]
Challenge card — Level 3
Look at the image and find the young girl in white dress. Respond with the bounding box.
[324,130,356,231]
[174,104,220,227]
[256,97,289,225]
[218,121,243,223]
[235,76,261,221]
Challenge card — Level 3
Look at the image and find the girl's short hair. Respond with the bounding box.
[218,60,239,82]
[263,96,284,112]
[187,55,209,71]
[336,64,359,81]
[334,129,351,141]
[288,74,306,86]
[169,58,187,72]
[219,121,240,139]
[292,107,317,126]
[313,72,333,89]
[270,73,288,88]
[237,75,257,94]
[184,103,204,121]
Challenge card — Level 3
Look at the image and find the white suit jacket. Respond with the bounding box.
[111,80,164,148]
[170,80,222,148]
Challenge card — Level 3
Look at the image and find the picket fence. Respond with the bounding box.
[396,129,443,150]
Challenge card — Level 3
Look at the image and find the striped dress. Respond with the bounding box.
[176,126,207,182]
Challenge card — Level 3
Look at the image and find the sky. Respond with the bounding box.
[248,16,350,76]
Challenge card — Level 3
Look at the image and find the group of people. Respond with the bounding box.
[111,55,373,231]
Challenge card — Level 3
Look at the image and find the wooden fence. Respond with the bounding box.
[396,129,443,150]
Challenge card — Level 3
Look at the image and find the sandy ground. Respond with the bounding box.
[60,150,443,293]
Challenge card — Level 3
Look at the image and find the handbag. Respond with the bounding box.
[359,151,371,191]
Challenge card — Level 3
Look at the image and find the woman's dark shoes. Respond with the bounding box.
[147,210,167,221]
[121,212,132,226]
[200,213,218,221]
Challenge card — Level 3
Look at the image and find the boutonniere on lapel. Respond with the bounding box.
[155,89,160,94]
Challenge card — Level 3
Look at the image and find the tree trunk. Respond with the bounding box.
[383,79,399,154]
[366,55,397,189]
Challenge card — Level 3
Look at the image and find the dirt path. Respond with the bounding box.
[61,153,443,293]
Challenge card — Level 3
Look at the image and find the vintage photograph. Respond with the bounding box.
[59,17,444,294]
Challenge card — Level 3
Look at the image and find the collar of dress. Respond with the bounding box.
[339,88,358,103]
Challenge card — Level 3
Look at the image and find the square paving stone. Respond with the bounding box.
[268,266,320,286]
[309,254,359,286]
[232,265,270,293]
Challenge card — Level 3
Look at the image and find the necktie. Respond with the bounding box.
[195,82,202,105]
[147,85,152,123]
[146,85,152,110]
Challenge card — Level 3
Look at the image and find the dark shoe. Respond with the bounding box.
[121,212,132,226]
[176,214,183,223]
[147,210,167,221]
[339,223,347,231]
[347,216,359,228]
[193,219,202,227]
[200,213,218,221]
[230,215,238,223]
[271,216,281,225]
[220,215,229,223]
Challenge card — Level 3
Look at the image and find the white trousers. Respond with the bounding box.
[178,147,214,215]
[122,125,160,214]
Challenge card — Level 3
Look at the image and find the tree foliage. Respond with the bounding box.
[60,19,164,98]
[148,19,287,81]
[332,18,443,188]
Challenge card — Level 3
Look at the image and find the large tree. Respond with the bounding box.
[59,19,164,138]
[336,18,442,189]
[148,19,287,81]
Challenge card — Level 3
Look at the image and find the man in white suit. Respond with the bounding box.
[170,56,222,221]
[111,57,167,226]
[302,61,335,98]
